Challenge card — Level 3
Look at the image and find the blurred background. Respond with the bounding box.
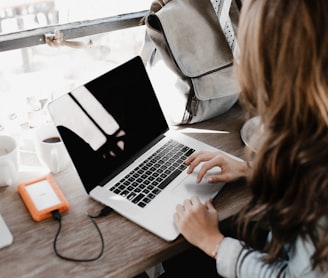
[0,0,151,138]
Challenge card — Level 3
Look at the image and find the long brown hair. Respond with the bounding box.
[236,0,328,271]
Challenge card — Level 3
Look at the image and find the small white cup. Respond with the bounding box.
[0,135,19,187]
[34,124,70,174]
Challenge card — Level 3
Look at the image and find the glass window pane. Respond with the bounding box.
[0,25,146,136]
[0,0,151,34]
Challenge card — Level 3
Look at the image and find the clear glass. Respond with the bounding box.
[0,25,146,137]
[0,0,151,34]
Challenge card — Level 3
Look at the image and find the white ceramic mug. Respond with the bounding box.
[34,124,70,174]
[0,135,19,187]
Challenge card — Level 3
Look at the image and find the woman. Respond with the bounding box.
[174,0,328,277]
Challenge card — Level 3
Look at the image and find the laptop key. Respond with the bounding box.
[158,169,181,190]
[132,193,145,204]
[127,192,137,200]
[121,190,129,197]
[185,148,195,157]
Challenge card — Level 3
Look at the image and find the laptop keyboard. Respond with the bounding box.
[109,139,195,207]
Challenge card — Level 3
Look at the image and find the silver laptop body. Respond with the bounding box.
[48,56,226,241]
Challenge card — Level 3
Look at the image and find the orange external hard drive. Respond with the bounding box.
[18,175,69,221]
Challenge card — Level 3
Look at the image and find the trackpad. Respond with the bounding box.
[172,167,224,201]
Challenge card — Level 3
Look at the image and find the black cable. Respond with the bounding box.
[87,206,113,218]
[51,206,113,262]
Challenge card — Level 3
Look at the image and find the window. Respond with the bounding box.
[0,0,151,136]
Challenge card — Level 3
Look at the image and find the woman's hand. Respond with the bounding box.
[185,150,250,184]
[174,196,224,258]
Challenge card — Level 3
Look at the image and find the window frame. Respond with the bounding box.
[0,10,147,52]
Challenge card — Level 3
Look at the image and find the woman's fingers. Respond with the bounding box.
[196,158,223,183]
[186,150,249,183]
[185,151,216,173]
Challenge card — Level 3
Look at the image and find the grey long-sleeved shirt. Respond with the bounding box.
[216,235,326,277]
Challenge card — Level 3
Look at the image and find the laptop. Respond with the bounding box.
[47,56,228,241]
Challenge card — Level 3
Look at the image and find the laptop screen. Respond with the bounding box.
[48,56,169,193]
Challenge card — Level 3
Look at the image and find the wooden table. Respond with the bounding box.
[0,103,250,278]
